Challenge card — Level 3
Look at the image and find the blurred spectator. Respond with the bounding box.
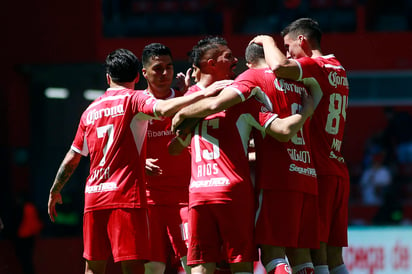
[359,151,392,205]
[362,132,386,169]
[382,107,412,164]
[8,193,43,274]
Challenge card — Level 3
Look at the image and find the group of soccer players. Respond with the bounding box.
[48,17,350,274]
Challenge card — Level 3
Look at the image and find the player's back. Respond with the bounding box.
[298,55,349,177]
[254,75,317,194]
[74,88,157,212]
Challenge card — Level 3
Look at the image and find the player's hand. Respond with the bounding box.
[184,67,193,89]
[48,191,63,222]
[175,70,190,93]
[301,92,314,118]
[145,158,162,176]
[203,80,233,97]
[249,35,275,46]
[171,110,185,133]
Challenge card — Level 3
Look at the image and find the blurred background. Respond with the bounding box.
[1,0,412,273]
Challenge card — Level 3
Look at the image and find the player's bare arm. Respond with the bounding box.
[168,131,192,156]
[155,80,232,117]
[48,149,82,222]
[171,87,242,132]
[250,35,300,80]
[266,92,314,142]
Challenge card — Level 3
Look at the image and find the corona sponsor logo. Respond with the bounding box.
[274,78,307,94]
[328,71,348,88]
[86,104,124,125]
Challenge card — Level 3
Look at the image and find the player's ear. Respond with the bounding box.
[207,58,216,67]
[298,35,305,45]
[142,67,148,79]
[106,73,111,85]
[134,73,140,84]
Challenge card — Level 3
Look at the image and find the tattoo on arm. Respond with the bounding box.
[50,150,81,193]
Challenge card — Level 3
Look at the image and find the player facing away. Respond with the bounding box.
[246,43,319,274]
[251,17,350,274]
[169,43,315,274]
[47,48,227,274]
[140,42,192,274]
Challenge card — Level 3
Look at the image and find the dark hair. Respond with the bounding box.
[188,46,200,66]
[141,43,173,67]
[191,36,227,67]
[105,48,140,83]
[245,43,265,64]
[281,18,322,47]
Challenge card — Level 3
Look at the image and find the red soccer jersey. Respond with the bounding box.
[145,89,191,206]
[186,84,203,95]
[236,68,317,194]
[295,55,349,178]
[188,97,277,208]
[72,88,158,213]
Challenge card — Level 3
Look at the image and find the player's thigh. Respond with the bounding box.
[108,208,150,262]
[213,197,257,264]
[83,210,111,261]
[187,205,221,265]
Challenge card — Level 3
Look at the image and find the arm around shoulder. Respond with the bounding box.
[265,92,314,142]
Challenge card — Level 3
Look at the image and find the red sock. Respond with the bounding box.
[268,263,292,274]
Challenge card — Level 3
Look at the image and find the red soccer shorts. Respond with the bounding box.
[83,208,149,262]
[317,175,349,246]
[255,189,320,249]
[146,205,188,262]
[187,198,258,266]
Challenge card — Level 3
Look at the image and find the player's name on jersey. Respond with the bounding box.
[287,148,311,163]
[88,167,111,183]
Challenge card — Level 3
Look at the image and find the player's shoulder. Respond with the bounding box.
[186,84,202,95]
[236,67,272,79]
[316,54,346,70]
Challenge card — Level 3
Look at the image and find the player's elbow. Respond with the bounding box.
[267,122,294,142]
[167,141,183,155]
[280,133,294,142]
[208,101,223,113]
[275,129,293,142]
[271,60,294,78]
[157,106,174,117]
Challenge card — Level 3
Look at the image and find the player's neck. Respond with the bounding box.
[198,74,215,88]
[147,86,172,99]
[109,82,134,90]
[311,49,323,58]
